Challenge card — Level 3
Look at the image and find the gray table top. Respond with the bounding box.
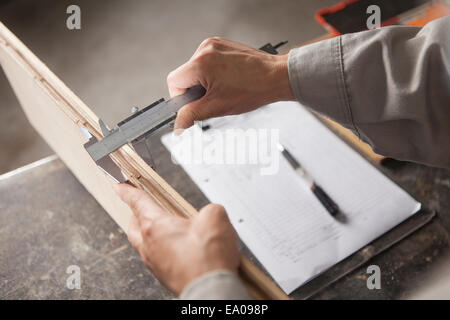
[0,133,449,299]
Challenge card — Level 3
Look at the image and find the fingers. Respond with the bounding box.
[174,86,233,130]
[197,204,238,242]
[127,212,143,249]
[197,203,231,226]
[199,203,228,218]
[168,62,211,130]
[167,61,201,98]
[128,211,157,272]
[114,183,166,221]
[167,61,210,131]
[174,98,209,131]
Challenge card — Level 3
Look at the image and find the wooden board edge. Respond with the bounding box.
[321,117,384,164]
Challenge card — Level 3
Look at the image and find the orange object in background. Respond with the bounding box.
[316,0,450,35]
[402,2,450,26]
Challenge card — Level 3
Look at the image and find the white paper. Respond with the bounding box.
[162,102,421,294]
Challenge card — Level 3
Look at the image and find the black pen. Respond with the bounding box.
[278,143,340,217]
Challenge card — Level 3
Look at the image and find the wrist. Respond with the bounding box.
[267,53,294,103]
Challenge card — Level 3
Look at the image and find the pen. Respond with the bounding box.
[277,143,340,217]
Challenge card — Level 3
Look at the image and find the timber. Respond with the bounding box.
[0,22,289,300]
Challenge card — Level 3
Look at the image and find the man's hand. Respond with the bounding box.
[115,183,240,296]
[167,37,294,131]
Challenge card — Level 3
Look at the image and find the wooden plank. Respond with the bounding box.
[0,22,289,300]
[321,117,384,164]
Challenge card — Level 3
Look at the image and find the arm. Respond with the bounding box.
[169,17,450,168]
[288,16,450,168]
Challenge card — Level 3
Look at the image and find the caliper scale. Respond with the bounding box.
[83,85,206,182]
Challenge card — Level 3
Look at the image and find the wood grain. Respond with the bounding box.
[0,22,289,300]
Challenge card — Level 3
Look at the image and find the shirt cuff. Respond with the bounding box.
[179,270,252,300]
[288,36,354,130]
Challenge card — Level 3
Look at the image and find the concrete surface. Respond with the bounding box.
[0,0,337,174]
[0,157,173,299]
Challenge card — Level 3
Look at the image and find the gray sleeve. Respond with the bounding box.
[288,16,450,168]
[179,270,252,300]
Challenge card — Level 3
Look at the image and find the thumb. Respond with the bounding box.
[197,203,230,224]
[167,61,200,98]
[174,96,218,131]
[114,183,165,220]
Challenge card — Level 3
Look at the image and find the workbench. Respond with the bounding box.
[0,129,448,299]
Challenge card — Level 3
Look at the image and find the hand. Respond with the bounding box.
[115,183,240,296]
[167,37,294,131]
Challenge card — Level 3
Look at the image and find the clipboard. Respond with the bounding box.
[290,205,435,299]
[162,102,432,296]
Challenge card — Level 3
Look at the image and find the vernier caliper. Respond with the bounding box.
[82,41,287,182]
[82,85,205,182]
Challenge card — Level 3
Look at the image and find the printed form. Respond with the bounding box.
[162,102,421,294]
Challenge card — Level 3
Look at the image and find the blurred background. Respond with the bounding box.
[0,0,338,174]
